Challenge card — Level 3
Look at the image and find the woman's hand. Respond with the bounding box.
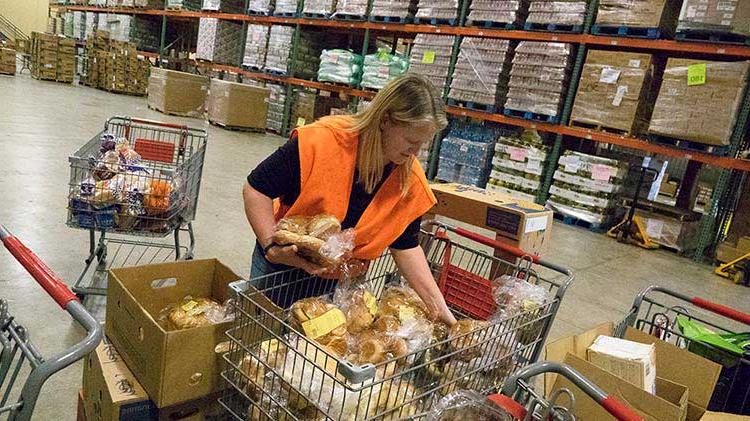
[434,303,457,326]
[266,245,328,276]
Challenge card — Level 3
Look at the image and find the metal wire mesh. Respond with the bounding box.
[221,229,572,420]
[0,300,44,416]
[66,117,207,237]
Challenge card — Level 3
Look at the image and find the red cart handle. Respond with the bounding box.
[691,297,750,325]
[0,226,79,308]
[602,396,644,421]
[128,117,189,131]
[452,226,540,263]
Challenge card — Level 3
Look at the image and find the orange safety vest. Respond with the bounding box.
[274,116,437,261]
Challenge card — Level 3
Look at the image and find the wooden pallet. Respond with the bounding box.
[413,17,457,26]
[301,12,332,19]
[333,13,367,21]
[570,120,633,137]
[247,9,272,16]
[524,22,583,33]
[676,30,750,46]
[503,108,559,123]
[648,134,729,156]
[467,20,516,29]
[447,97,496,113]
[272,11,298,17]
[369,15,411,23]
[209,120,266,133]
[591,25,662,39]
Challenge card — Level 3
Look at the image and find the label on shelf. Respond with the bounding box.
[688,63,707,86]
[599,67,621,84]
[422,51,435,64]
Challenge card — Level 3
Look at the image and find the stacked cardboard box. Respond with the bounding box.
[527,0,587,26]
[487,129,549,203]
[506,41,572,118]
[242,24,269,69]
[196,18,243,66]
[333,0,368,17]
[165,0,202,9]
[129,16,162,52]
[248,0,274,14]
[84,12,97,40]
[303,0,338,15]
[449,37,512,108]
[416,0,459,21]
[570,50,656,135]
[678,0,750,36]
[265,83,287,132]
[72,11,85,40]
[437,123,498,187]
[547,151,629,225]
[148,68,209,117]
[64,12,74,38]
[274,0,298,14]
[121,0,164,6]
[201,0,245,12]
[31,32,76,83]
[291,88,348,127]
[0,45,16,76]
[648,59,750,146]
[370,0,418,19]
[408,34,455,93]
[467,0,527,26]
[261,25,293,74]
[83,31,151,95]
[596,0,680,37]
[207,79,270,129]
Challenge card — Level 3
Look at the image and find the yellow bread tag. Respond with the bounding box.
[399,306,416,321]
[260,339,280,354]
[186,302,208,317]
[181,300,198,312]
[363,291,378,316]
[301,308,346,339]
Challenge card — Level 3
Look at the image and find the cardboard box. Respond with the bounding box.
[78,390,86,421]
[0,48,15,75]
[546,323,723,420]
[148,68,209,118]
[207,79,269,129]
[649,59,750,146]
[587,335,657,393]
[428,183,553,257]
[82,338,223,420]
[106,259,242,407]
[678,0,750,36]
[596,0,681,36]
[570,50,656,135]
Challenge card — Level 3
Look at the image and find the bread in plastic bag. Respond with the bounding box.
[289,297,349,357]
[448,319,490,362]
[492,274,550,344]
[427,390,511,421]
[333,280,378,334]
[273,213,354,268]
[159,295,234,330]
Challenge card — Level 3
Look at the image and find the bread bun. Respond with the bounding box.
[305,214,341,239]
[372,315,401,334]
[276,215,310,234]
[449,319,489,361]
[167,298,222,329]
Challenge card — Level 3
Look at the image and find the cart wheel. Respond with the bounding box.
[731,269,747,285]
[616,230,625,243]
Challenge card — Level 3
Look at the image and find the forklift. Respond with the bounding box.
[607,166,661,249]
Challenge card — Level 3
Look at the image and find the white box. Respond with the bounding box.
[587,335,657,394]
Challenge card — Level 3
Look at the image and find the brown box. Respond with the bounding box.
[148,68,209,118]
[207,79,269,129]
[596,0,681,36]
[571,50,656,135]
[105,259,242,407]
[649,59,750,146]
[0,48,15,75]
[82,338,223,420]
[428,183,553,257]
[679,0,750,36]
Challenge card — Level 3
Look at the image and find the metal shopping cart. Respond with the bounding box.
[0,225,102,420]
[486,361,642,420]
[66,116,207,298]
[614,286,750,415]
[220,221,574,420]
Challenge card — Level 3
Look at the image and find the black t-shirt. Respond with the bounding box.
[247,134,421,249]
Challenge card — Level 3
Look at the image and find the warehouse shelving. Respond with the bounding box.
[61,1,750,262]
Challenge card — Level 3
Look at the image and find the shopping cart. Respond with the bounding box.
[614,285,750,415]
[220,221,574,420]
[66,116,207,298]
[0,224,102,420]
[487,361,642,420]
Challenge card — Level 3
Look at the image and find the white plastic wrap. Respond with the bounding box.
[506,41,572,117]
[409,34,455,93]
[274,0,299,14]
[202,0,244,12]
[416,0,459,20]
[449,37,511,106]
[318,49,363,86]
[467,0,522,25]
[265,83,287,132]
[243,24,269,69]
[370,0,418,19]
[527,1,587,26]
[247,0,274,14]
[265,25,294,74]
[196,18,243,65]
[361,51,409,90]
[303,0,337,15]
[427,390,512,421]
[333,0,368,17]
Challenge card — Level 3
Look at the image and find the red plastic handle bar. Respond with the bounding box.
[2,235,79,308]
[487,394,527,419]
[452,226,540,262]
[602,396,644,421]
[691,297,750,325]
[129,117,188,131]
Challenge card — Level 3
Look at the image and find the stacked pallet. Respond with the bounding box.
[242,24,270,70]
[295,30,325,80]
[318,49,363,85]
[201,0,245,12]
[248,0,274,15]
[333,0,368,17]
[487,129,548,202]
[677,1,750,39]
[196,18,243,66]
[265,83,287,132]
[0,43,16,76]
[547,151,628,226]
[166,0,202,9]
[526,0,586,27]
[370,0,418,20]
[361,51,409,90]
[83,31,151,96]
[303,0,337,16]
[408,34,455,93]
[448,37,512,110]
[265,25,294,74]
[415,0,459,23]
[274,0,298,14]
[467,0,527,27]
[130,16,162,52]
[594,0,679,38]
[437,122,497,187]
[31,32,76,83]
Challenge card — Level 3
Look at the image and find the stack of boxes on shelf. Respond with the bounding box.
[295,30,325,80]
[83,30,151,96]
[72,12,84,40]
[196,18,243,66]
[248,0,274,15]
[370,0,418,20]
[201,0,245,13]
[333,0,368,17]
[0,41,15,76]
[526,0,587,27]
[318,49,363,85]
[84,12,97,40]
[448,37,512,110]
[506,41,572,121]
[409,34,455,94]
[242,24,270,70]
[48,8,64,35]
[165,0,202,9]
[130,16,162,52]
[265,83,287,132]
[677,1,750,38]
[547,151,628,226]
[303,0,337,16]
[121,0,165,6]
[361,51,409,90]
[488,129,549,203]
[264,25,294,74]
[31,32,75,84]
[594,0,680,37]
[467,0,527,27]
[415,0,459,23]
[273,0,299,15]
[437,122,497,187]
[291,88,349,127]
[648,59,750,147]
[570,50,657,135]
[63,12,74,38]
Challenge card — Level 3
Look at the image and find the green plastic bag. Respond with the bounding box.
[677,316,749,366]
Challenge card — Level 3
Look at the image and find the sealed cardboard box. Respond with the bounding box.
[596,0,681,36]
[571,50,656,135]
[106,259,242,407]
[207,79,269,129]
[649,59,750,146]
[587,335,657,393]
[678,0,750,36]
[428,183,553,257]
[0,48,16,75]
[148,68,209,118]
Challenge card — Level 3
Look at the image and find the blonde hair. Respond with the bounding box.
[350,74,448,194]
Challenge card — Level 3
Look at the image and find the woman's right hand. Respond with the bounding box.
[266,244,328,276]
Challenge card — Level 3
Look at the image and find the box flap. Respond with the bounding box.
[699,410,750,421]
[624,327,721,410]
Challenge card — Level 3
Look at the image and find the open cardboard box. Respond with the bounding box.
[106,259,242,408]
[544,322,742,420]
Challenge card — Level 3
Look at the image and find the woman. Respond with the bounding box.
[242,74,456,325]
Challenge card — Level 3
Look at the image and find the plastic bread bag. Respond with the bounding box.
[492,275,550,318]
[289,296,350,358]
[333,279,379,334]
[158,295,235,330]
[427,390,511,421]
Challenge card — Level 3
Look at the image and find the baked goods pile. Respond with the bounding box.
[160,296,234,330]
[272,214,355,268]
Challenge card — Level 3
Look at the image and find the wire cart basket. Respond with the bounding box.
[220,221,574,420]
[0,224,102,421]
[488,361,642,420]
[66,116,207,298]
[614,286,750,415]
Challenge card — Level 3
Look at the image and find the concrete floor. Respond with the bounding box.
[1,73,749,420]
